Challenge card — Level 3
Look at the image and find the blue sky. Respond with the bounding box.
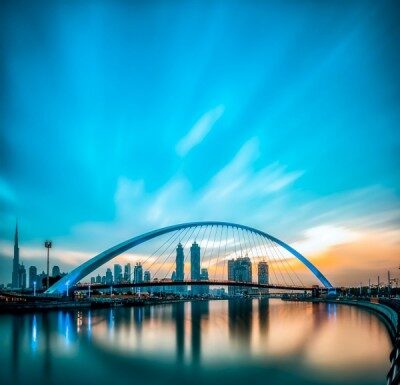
[1,0,399,285]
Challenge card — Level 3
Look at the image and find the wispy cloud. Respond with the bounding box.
[201,138,303,203]
[62,137,306,263]
[176,105,224,157]
[292,225,361,256]
[2,136,397,286]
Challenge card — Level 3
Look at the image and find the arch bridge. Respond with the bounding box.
[46,221,334,295]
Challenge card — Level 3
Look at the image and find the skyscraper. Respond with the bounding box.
[19,263,26,289]
[144,270,151,294]
[234,257,252,283]
[228,259,236,296]
[258,261,269,295]
[12,223,20,288]
[28,266,37,289]
[144,270,151,282]
[37,271,47,289]
[134,263,143,283]
[52,265,61,277]
[200,268,209,295]
[190,242,201,295]
[258,261,269,284]
[175,243,186,294]
[227,257,252,296]
[114,264,123,283]
[175,243,184,281]
[105,268,113,284]
[190,242,200,280]
[124,263,131,282]
[96,274,101,283]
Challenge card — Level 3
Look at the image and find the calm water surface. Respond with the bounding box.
[0,299,392,385]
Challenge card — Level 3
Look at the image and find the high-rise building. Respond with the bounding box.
[37,271,47,289]
[174,243,187,294]
[234,257,252,282]
[52,265,61,277]
[258,261,269,295]
[200,268,209,295]
[101,275,106,284]
[19,263,26,289]
[175,243,184,281]
[105,268,113,284]
[124,263,131,282]
[134,263,143,283]
[28,266,37,289]
[144,271,151,282]
[114,264,123,283]
[12,223,20,288]
[90,277,96,284]
[228,259,236,296]
[143,270,151,294]
[96,274,102,283]
[190,242,201,295]
[258,261,269,284]
[227,257,252,296]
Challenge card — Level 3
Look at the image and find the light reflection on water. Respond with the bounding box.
[0,299,392,385]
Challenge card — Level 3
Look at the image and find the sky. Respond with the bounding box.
[0,0,399,287]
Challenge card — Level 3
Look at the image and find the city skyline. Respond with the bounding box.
[0,1,399,287]
[8,230,274,295]
[1,218,398,288]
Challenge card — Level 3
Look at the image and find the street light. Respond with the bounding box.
[44,240,52,289]
[33,281,36,297]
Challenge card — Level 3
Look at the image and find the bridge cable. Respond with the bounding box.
[265,236,294,288]
[213,224,224,281]
[181,224,205,282]
[248,230,278,282]
[178,224,207,283]
[144,227,187,278]
[275,237,304,286]
[256,232,286,286]
[266,235,293,287]
[266,236,295,287]
[208,226,222,280]
[232,225,238,260]
[248,230,280,286]
[140,227,185,278]
[161,225,198,281]
[221,225,229,284]
[273,239,305,288]
[152,226,193,280]
[200,225,214,281]
[126,227,184,282]
[246,229,262,285]
[206,224,219,279]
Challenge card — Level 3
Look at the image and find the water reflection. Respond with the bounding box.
[174,301,185,363]
[229,298,253,352]
[11,316,22,381]
[31,315,38,351]
[0,299,392,385]
[191,301,209,365]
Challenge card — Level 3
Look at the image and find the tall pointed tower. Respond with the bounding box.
[12,222,20,288]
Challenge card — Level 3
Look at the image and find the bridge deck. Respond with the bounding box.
[74,280,322,292]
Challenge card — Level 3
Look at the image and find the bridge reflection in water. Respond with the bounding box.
[0,299,392,385]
